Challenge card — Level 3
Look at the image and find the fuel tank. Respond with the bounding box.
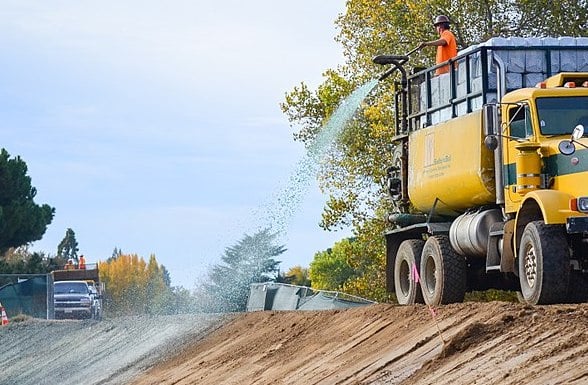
[449,209,502,257]
[407,110,496,216]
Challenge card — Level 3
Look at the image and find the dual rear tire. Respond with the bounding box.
[394,235,466,305]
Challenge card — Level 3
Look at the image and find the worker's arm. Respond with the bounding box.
[419,38,448,49]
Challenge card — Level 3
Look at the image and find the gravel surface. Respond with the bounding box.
[0,313,229,385]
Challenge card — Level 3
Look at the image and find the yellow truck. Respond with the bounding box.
[374,37,588,305]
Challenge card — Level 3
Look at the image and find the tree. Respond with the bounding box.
[309,238,357,291]
[0,149,55,255]
[204,228,284,312]
[0,247,59,287]
[99,253,174,316]
[57,228,79,263]
[283,265,311,287]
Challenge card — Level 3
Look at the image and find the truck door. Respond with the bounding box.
[503,103,536,212]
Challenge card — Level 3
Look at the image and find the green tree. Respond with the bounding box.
[0,247,58,286]
[204,228,284,312]
[0,149,55,255]
[309,238,357,291]
[57,228,79,263]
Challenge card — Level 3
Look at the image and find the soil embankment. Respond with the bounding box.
[130,302,588,385]
[2,302,588,385]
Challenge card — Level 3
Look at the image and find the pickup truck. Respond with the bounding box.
[54,280,98,319]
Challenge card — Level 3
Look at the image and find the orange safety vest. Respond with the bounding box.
[79,256,86,270]
[435,29,458,75]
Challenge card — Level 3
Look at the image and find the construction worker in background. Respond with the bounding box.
[65,259,75,270]
[418,15,458,75]
[79,254,86,270]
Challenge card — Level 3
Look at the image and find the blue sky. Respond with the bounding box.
[0,1,350,288]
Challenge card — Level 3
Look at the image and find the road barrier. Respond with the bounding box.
[247,282,376,312]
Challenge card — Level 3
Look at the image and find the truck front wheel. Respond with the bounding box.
[394,239,425,305]
[420,235,466,305]
[518,221,570,305]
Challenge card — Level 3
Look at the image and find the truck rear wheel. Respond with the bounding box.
[518,221,570,305]
[394,239,425,305]
[420,235,466,305]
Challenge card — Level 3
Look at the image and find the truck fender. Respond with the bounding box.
[519,190,577,225]
[513,190,576,262]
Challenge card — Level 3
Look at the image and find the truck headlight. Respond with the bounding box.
[578,197,588,213]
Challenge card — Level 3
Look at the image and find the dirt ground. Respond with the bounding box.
[2,302,588,385]
[129,302,588,385]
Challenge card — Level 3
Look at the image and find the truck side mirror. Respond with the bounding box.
[483,104,500,150]
[572,124,585,140]
[483,103,499,136]
[484,135,499,151]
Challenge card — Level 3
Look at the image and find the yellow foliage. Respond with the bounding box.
[99,253,170,316]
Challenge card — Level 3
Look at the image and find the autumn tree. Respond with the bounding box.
[0,149,55,255]
[57,228,79,263]
[203,229,284,312]
[281,0,588,300]
[99,253,174,316]
[283,265,311,287]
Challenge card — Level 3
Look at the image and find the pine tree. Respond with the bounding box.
[205,228,285,312]
[57,228,79,263]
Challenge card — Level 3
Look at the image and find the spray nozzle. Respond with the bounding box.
[373,47,418,81]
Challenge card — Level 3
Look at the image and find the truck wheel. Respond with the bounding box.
[518,221,570,305]
[420,235,466,305]
[394,239,425,305]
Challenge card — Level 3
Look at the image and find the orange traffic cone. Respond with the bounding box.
[1,302,9,326]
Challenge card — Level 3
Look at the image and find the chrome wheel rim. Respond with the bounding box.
[524,244,537,288]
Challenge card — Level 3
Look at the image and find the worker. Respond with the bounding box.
[65,259,75,270]
[418,15,458,75]
[79,254,86,270]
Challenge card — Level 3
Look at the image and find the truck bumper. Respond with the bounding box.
[566,217,588,234]
[54,307,92,319]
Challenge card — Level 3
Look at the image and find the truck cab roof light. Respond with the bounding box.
[535,82,546,88]
[564,81,576,88]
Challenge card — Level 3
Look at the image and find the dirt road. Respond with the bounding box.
[2,302,588,385]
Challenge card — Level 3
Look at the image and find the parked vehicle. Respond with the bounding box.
[53,263,104,319]
[54,281,96,319]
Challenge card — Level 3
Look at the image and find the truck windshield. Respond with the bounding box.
[536,96,588,135]
[54,282,88,294]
